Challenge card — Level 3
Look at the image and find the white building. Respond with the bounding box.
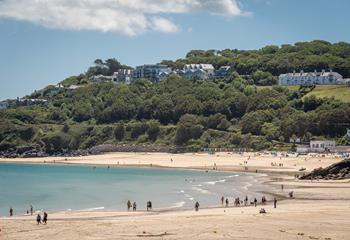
[183,64,215,80]
[297,140,336,153]
[279,70,343,86]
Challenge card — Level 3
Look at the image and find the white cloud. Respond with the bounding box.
[0,0,247,36]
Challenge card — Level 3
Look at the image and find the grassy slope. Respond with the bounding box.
[303,85,350,102]
[257,85,350,102]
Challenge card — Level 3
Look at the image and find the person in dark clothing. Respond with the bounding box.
[127,200,132,211]
[43,212,48,224]
[274,198,277,208]
[133,202,137,211]
[30,205,33,215]
[225,198,229,207]
[36,214,42,225]
[254,198,257,207]
[147,201,152,211]
[9,208,13,217]
[195,202,200,211]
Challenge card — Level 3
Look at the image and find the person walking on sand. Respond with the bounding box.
[127,200,132,211]
[36,214,42,225]
[43,212,48,224]
[244,195,248,206]
[254,198,257,207]
[195,202,200,211]
[30,205,33,215]
[9,208,13,217]
[274,198,277,208]
[225,198,229,207]
[133,202,137,211]
[221,196,224,206]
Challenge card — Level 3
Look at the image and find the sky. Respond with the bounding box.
[0,0,349,100]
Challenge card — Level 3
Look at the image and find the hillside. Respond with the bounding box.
[1,40,350,157]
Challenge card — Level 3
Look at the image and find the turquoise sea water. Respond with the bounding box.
[0,163,267,216]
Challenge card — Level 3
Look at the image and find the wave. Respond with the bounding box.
[228,174,239,178]
[205,179,226,185]
[79,206,105,211]
[192,186,212,195]
[167,201,185,209]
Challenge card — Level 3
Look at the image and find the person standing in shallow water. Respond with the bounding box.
[195,202,200,211]
[30,205,33,215]
[133,202,137,211]
[221,196,224,206]
[127,200,132,211]
[9,208,13,217]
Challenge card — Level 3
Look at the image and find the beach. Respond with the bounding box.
[1,152,350,240]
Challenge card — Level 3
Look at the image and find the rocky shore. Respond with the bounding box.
[300,159,350,180]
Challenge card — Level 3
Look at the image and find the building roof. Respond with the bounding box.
[279,70,343,79]
[184,64,215,71]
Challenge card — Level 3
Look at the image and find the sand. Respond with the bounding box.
[1,152,350,240]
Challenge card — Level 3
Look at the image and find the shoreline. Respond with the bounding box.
[1,151,350,239]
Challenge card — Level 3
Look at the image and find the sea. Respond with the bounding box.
[0,163,268,216]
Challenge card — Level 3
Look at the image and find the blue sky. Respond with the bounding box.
[0,0,349,100]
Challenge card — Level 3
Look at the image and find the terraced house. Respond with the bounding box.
[279,70,344,86]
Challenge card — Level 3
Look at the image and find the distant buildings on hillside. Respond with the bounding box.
[90,63,232,84]
[279,70,344,86]
[133,64,172,82]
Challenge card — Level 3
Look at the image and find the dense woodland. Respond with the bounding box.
[1,40,350,155]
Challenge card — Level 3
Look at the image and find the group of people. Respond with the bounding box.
[36,212,48,225]
[127,200,153,211]
[8,206,48,225]
[127,200,137,211]
[220,195,277,208]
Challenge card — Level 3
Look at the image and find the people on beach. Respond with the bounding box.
[36,214,42,225]
[43,212,48,224]
[254,198,257,207]
[147,201,152,211]
[221,196,224,206]
[30,205,33,215]
[195,202,200,211]
[289,191,294,198]
[274,198,277,208]
[225,198,229,207]
[281,184,284,191]
[127,200,132,211]
[259,208,266,214]
[9,207,13,217]
[244,196,248,206]
[262,196,266,205]
[133,202,137,211]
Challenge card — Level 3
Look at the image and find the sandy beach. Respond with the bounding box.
[1,152,350,240]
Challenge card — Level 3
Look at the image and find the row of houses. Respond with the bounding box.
[279,70,350,86]
[90,63,231,84]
